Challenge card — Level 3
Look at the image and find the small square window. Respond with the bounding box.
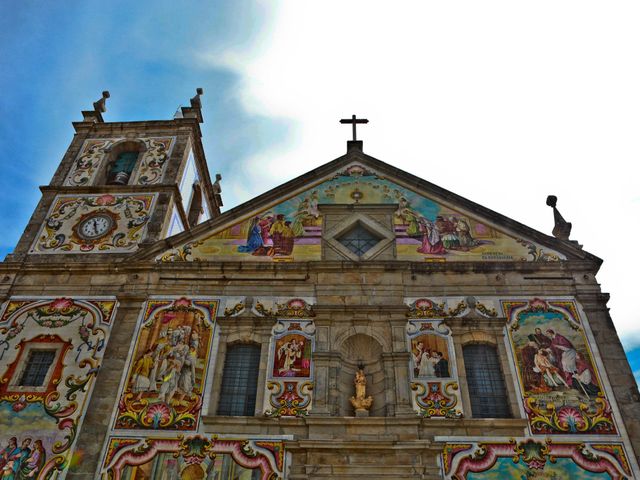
[336,223,383,257]
[19,350,56,387]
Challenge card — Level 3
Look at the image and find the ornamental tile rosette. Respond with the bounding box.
[502,298,617,435]
[0,297,117,479]
[113,298,219,431]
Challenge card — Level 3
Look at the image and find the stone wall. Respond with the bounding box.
[0,259,637,478]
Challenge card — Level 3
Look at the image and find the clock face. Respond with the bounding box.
[77,214,115,240]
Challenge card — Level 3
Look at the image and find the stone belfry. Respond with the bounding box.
[7,88,222,261]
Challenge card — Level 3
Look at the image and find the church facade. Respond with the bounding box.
[0,91,638,479]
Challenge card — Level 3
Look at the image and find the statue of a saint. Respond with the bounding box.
[350,368,373,413]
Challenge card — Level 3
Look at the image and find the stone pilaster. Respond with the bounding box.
[67,293,146,479]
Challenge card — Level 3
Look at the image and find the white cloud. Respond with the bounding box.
[201,0,640,347]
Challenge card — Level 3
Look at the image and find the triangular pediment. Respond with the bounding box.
[136,149,596,265]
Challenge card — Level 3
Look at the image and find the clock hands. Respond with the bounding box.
[79,215,112,239]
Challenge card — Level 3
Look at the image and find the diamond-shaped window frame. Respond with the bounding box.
[324,212,396,261]
[337,223,382,257]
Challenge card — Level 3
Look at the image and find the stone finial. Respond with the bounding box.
[212,173,223,211]
[79,90,110,123]
[93,91,110,113]
[546,195,572,241]
[213,173,222,194]
[190,87,204,109]
[179,88,205,123]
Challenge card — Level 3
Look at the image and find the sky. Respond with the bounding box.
[1,1,639,380]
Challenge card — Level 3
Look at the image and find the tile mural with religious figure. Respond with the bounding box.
[113,298,219,431]
[405,298,464,419]
[272,332,312,378]
[441,439,632,479]
[263,315,315,418]
[0,297,118,479]
[158,163,564,263]
[410,331,451,379]
[503,298,617,435]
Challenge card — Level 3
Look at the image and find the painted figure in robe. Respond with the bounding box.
[178,347,197,396]
[546,328,599,396]
[19,440,44,479]
[455,217,474,249]
[132,348,154,399]
[0,438,18,473]
[525,327,600,397]
[420,351,437,377]
[417,219,445,254]
[158,358,181,404]
[433,351,450,377]
[278,338,303,375]
[1,437,32,480]
[413,342,436,377]
[520,339,549,393]
[411,335,450,378]
[534,348,568,388]
[258,214,274,243]
[237,217,264,253]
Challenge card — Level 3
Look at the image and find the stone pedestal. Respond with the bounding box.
[355,409,370,417]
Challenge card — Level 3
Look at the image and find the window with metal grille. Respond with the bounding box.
[20,350,56,387]
[337,223,381,256]
[463,344,511,418]
[217,343,261,416]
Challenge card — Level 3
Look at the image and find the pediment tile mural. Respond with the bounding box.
[157,161,565,263]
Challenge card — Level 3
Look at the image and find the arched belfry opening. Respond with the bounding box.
[337,334,386,417]
[103,139,147,185]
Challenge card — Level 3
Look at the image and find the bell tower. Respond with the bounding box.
[7,89,222,261]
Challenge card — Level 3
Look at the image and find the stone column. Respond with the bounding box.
[495,326,520,418]
[383,352,413,415]
[451,334,472,417]
[326,352,343,416]
[377,353,395,416]
[310,351,335,415]
[254,324,273,416]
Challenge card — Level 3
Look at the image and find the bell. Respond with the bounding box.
[111,171,130,185]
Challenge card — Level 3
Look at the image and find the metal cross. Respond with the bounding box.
[340,115,369,141]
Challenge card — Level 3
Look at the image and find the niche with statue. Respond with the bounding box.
[337,334,387,416]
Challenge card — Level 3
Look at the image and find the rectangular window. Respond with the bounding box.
[217,344,261,416]
[463,344,511,418]
[20,350,56,387]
